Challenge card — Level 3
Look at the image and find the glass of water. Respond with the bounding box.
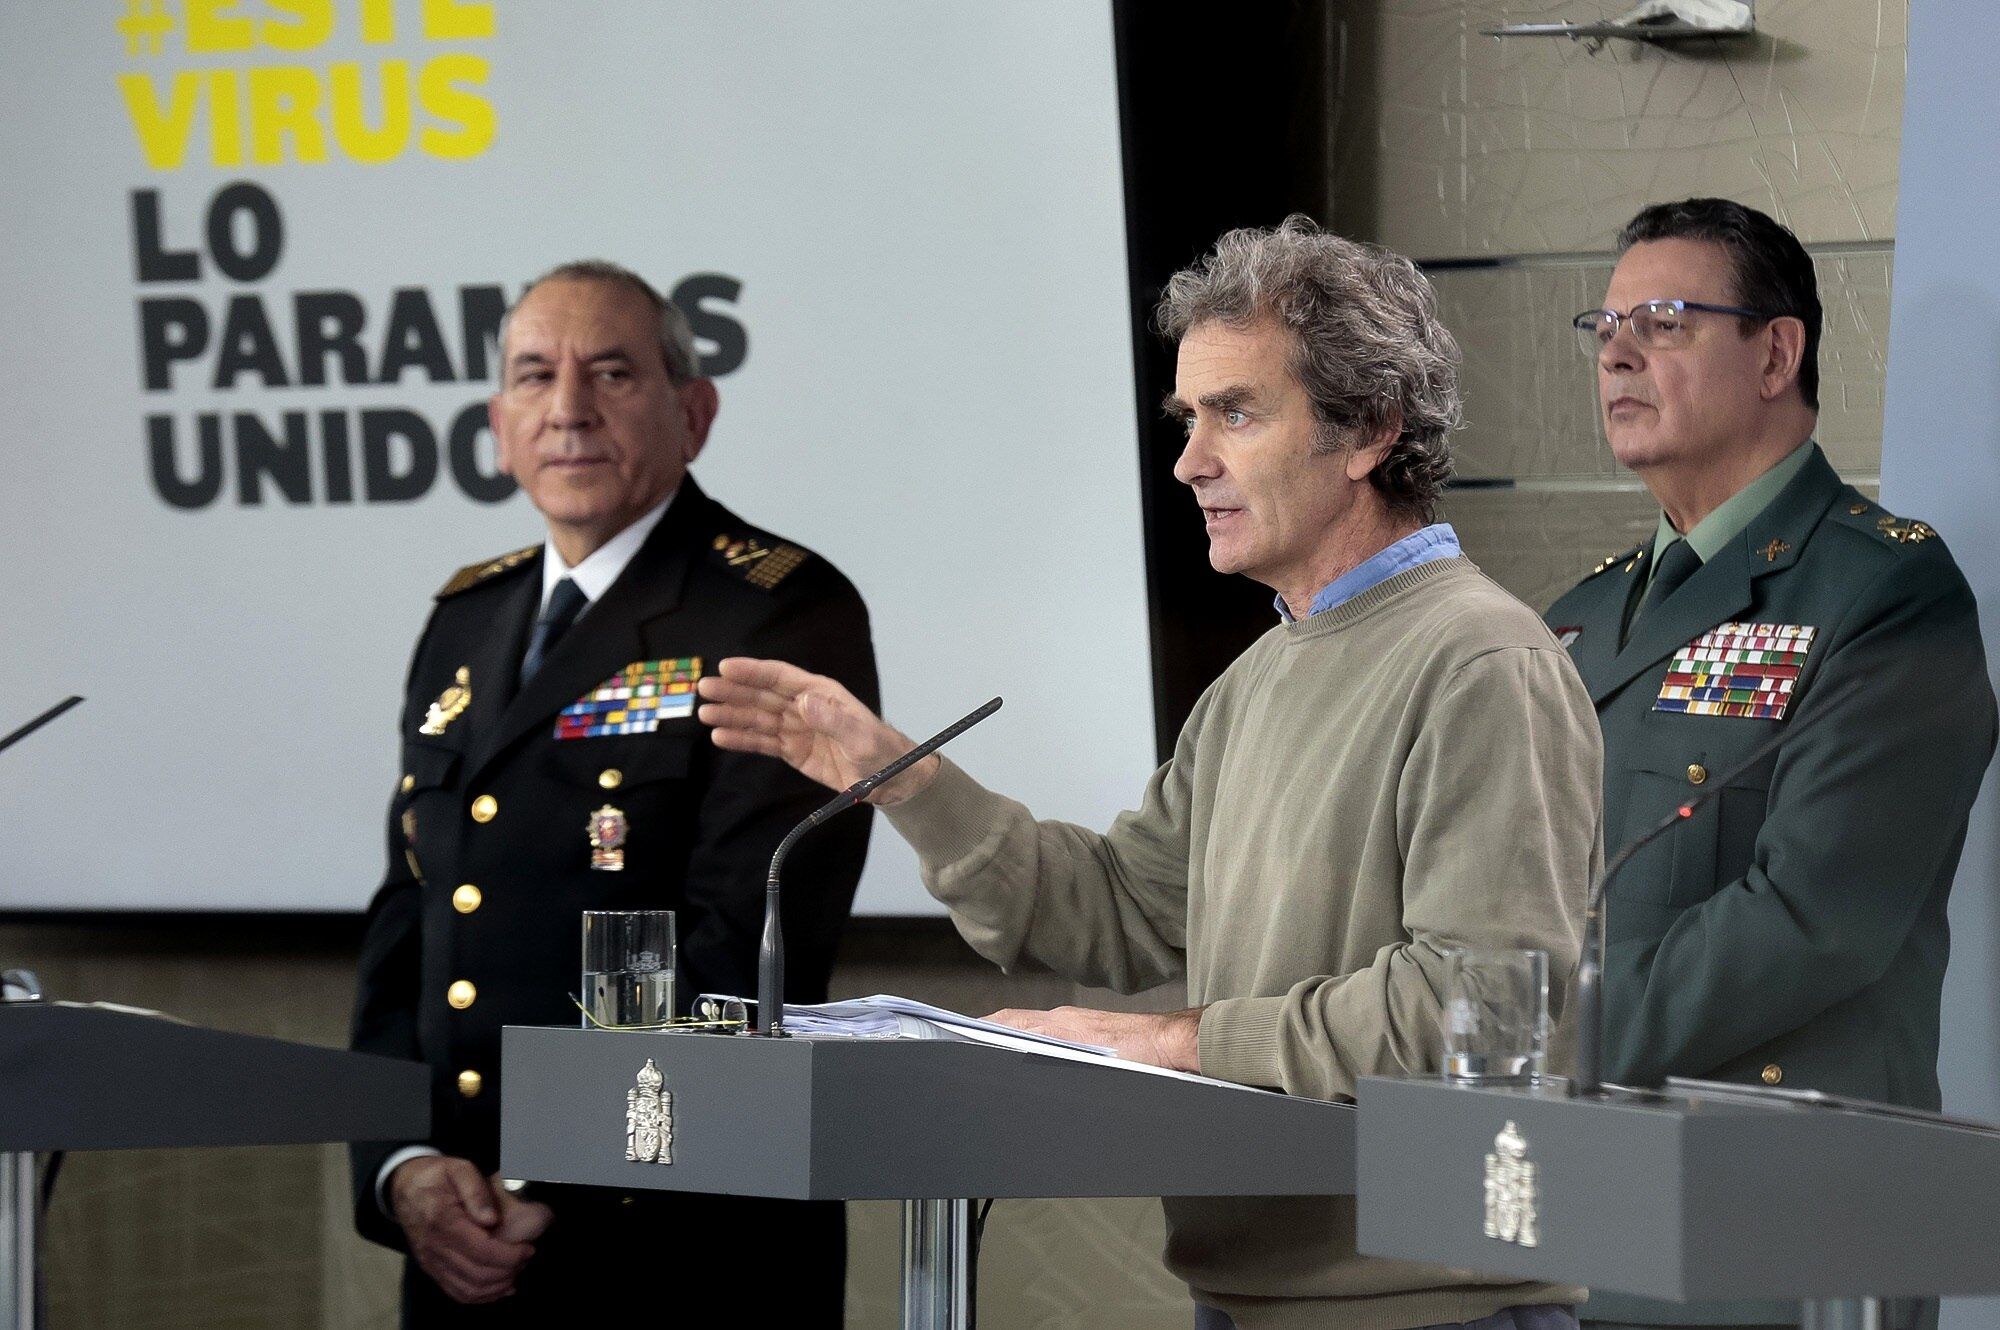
[1441,947,1548,1084]
[581,909,677,1028]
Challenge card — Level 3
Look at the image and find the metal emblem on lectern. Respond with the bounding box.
[1483,1120,1539,1247]
[625,1058,674,1164]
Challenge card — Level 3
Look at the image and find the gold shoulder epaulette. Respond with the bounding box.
[1591,545,1644,577]
[436,544,540,599]
[1875,514,1937,546]
[711,533,810,591]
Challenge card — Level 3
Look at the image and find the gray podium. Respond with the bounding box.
[0,1000,429,1330]
[501,1026,1355,1328]
[1356,1076,2000,1326]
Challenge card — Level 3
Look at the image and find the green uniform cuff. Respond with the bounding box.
[1197,995,1289,1089]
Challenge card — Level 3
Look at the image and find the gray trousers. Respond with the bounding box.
[1196,1301,1581,1330]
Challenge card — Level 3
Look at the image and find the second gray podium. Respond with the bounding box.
[502,1027,1354,1328]
[1356,1076,2000,1322]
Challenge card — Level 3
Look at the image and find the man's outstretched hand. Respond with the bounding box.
[697,657,940,806]
[983,1006,1205,1072]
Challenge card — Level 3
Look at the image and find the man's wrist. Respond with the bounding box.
[1163,1006,1206,1073]
[376,1144,442,1218]
[871,753,941,808]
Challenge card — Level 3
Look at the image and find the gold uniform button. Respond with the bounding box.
[1761,1063,1783,1085]
[599,768,623,790]
[400,774,415,793]
[452,884,482,914]
[457,1069,483,1098]
[470,794,498,823]
[1687,763,1708,786]
[447,980,477,1009]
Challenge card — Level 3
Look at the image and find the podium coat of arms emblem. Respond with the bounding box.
[1483,1120,1538,1247]
[625,1058,673,1164]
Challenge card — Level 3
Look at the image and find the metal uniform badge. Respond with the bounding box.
[420,666,472,736]
[1878,516,1937,544]
[589,804,628,871]
[1483,1120,1539,1247]
[626,1058,674,1164]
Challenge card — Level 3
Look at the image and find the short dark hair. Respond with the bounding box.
[1616,198,1822,409]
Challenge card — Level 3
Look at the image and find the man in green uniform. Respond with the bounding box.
[1545,198,1996,1328]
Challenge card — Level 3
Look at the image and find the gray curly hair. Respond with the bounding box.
[1156,215,1461,522]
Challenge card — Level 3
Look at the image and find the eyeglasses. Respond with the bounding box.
[1571,299,1783,358]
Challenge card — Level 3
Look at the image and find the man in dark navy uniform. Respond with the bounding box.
[1546,200,1994,1330]
[350,261,876,1325]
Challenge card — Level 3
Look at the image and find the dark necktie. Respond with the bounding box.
[520,577,588,686]
[1624,538,1702,646]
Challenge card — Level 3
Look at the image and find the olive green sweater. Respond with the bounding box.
[887,558,1602,1330]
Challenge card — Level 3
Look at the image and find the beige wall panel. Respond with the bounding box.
[848,1197,1187,1329]
[1444,486,1661,612]
[1334,0,1905,256]
[1433,247,1892,483]
[43,1145,329,1330]
[319,1143,401,1329]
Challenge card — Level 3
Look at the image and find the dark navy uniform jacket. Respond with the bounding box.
[348,478,876,1322]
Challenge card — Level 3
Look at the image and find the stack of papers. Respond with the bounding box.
[776,994,1269,1092]
[781,994,1113,1056]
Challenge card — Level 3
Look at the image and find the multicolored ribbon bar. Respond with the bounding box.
[1653,624,1813,720]
[556,657,702,739]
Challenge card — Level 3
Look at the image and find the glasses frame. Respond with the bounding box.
[1571,299,1787,357]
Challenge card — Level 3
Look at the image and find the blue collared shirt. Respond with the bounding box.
[1276,523,1463,622]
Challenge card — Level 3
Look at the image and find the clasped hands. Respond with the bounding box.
[697,657,1205,1073]
[389,1155,553,1305]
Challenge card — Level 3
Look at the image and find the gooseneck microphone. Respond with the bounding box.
[754,696,1003,1036]
[0,697,83,757]
[1571,681,1846,1097]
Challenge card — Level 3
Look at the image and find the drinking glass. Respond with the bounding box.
[581,909,676,1028]
[1441,947,1548,1083]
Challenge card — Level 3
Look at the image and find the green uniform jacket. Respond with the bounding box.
[1547,446,1994,1104]
[1545,447,1993,1323]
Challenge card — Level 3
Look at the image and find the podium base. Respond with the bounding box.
[1,1151,36,1330]
[901,1198,971,1330]
[1803,1299,1885,1330]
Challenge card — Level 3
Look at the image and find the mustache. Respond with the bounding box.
[539,432,611,460]
[1601,381,1657,408]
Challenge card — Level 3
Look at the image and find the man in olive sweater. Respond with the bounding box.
[699,217,1603,1330]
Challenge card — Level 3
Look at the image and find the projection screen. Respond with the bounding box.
[0,1,1155,914]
